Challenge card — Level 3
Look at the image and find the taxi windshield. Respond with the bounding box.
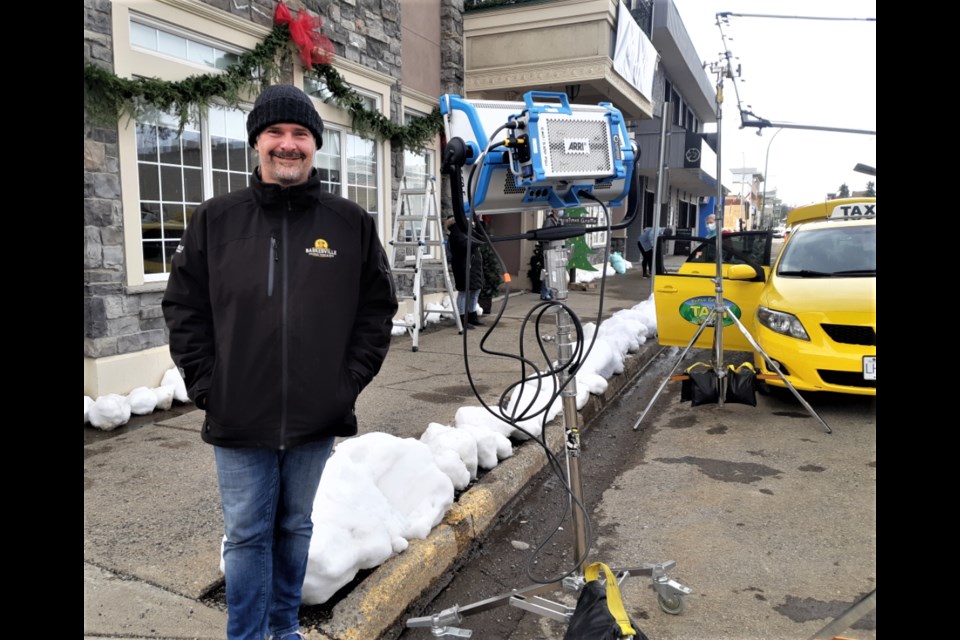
[777,225,876,277]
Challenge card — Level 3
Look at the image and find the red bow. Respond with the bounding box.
[274,2,333,68]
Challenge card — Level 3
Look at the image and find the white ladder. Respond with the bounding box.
[389,175,462,351]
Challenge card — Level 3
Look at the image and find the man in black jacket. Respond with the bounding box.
[162,84,398,640]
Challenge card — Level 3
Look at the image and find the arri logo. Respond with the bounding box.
[564,139,590,155]
[305,238,337,259]
[678,296,741,327]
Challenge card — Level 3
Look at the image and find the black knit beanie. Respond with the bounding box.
[246,84,324,149]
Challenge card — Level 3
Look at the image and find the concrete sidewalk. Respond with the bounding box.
[84,264,664,640]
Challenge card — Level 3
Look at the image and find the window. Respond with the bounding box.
[313,128,380,228]
[779,226,875,276]
[313,92,382,230]
[314,129,342,194]
[346,134,378,221]
[304,75,334,101]
[129,15,241,70]
[685,232,771,271]
[209,106,256,196]
[135,105,256,278]
[121,13,257,280]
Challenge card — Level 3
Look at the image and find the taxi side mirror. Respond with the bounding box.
[724,264,758,280]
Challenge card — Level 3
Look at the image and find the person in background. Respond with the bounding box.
[446,215,485,329]
[704,213,718,239]
[162,84,398,640]
[637,226,655,278]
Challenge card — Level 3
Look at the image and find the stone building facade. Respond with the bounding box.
[84,0,459,397]
[84,0,717,399]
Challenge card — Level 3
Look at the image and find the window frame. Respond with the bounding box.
[134,103,257,281]
[112,1,265,287]
[307,67,394,243]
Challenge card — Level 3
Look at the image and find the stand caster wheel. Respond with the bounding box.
[658,592,686,615]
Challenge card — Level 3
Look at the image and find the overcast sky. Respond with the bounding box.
[671,0,877,206]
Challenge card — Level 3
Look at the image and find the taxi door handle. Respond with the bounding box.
[656,284,679,293]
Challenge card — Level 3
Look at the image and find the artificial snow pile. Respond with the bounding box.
[84,367,188,430]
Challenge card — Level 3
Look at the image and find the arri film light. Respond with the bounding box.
[440,91,635,214]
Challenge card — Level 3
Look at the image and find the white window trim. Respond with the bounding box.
[128,11,247,73]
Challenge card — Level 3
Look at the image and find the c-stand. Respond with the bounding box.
[405,240,691,638]
[632,52,830,434]
[406,138,691,638]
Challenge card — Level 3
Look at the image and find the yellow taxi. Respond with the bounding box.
[653,197,876,396]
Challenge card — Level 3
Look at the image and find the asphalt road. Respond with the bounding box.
[398,348,877,640]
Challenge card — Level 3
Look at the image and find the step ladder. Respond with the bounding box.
[389,175,462,351]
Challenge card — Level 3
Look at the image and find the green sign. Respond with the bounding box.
[678,296,742,326]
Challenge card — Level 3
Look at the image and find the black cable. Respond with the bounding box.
[448,115,627,584]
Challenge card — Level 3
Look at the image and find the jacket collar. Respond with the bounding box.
[251,168,323,211]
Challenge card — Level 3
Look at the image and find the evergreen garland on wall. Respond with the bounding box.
[83,21,443,151]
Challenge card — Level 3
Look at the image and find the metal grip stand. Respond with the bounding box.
[632,269,832,434]
[406,243,691,638]
[633,51,831,435]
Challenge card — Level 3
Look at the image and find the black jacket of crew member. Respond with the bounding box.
[448,220,483,294]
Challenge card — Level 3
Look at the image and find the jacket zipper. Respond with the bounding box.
[268,236,278,297]
[279,212,290,448]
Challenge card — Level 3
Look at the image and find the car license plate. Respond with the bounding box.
[863,356,876,381]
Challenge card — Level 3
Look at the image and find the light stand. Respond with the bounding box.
[408,127,692,637]
[406,241,692,638]
[632,52,831,435]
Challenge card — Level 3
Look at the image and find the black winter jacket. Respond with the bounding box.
[448,223,483,293]
[162,169,398,449]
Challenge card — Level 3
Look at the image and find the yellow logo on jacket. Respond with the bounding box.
[305,238,337,258]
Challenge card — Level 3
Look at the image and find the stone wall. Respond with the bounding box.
[438,0,464,218]
[84,0,128,361]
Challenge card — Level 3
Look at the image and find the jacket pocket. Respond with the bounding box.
[267,236,278,297]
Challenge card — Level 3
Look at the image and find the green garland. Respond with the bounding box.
[83,23,443,151]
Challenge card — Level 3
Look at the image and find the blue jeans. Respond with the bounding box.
[457,289,480,315]
[214,437,335,640]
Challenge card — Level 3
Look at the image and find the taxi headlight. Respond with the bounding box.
[757,306,810,340]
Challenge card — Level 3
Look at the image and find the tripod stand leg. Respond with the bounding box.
[632,318,712,431]
[806,588,876,640]
[724,310,831,434]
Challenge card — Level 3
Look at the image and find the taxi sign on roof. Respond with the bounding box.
[787,197,876,227]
